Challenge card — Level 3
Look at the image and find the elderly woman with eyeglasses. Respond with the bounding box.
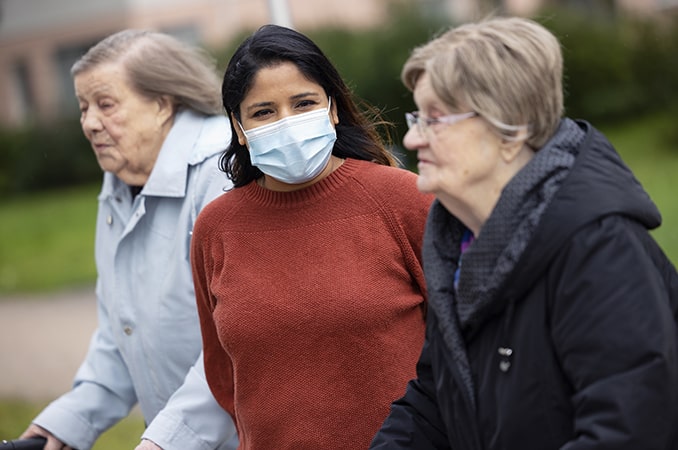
[371,16,678,450]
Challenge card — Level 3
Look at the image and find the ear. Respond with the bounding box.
[499,129,530,164]
[329,98,339,126]
[156,95,174,126]
[231,112,248,146]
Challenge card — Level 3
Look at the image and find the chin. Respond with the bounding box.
[416,176,436,194]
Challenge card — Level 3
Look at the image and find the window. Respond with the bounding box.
[11,60,34,123]
[55,41,100,118]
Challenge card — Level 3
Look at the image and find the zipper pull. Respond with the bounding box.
[498,347,513,372]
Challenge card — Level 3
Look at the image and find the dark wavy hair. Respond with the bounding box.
[220,24,396,187]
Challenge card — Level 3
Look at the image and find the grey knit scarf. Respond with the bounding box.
[455,118,584,330]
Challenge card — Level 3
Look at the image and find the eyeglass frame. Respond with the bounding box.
[405,111,478,135]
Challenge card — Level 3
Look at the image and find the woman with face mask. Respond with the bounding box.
[190,24,434,449]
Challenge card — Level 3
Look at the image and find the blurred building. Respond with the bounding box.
[0,0,676,128]
[0,0,389,127]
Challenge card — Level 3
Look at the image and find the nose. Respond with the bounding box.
[81,109,103,134]
[402,126,427,151]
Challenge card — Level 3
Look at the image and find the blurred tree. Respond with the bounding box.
[548,0,616,17]
[308,0,451,169]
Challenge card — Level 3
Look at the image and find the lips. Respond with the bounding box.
[92,142,112,152]
[417,153,433,165]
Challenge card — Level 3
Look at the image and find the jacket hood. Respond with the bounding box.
[505,120,661,300]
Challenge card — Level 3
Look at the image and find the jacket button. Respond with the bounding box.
[123,326,133,336]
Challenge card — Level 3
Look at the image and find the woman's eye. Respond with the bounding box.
[252,108,273,118]
[296,99,317,109]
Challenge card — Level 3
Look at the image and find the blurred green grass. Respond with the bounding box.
[0,184,98,295]
[598,111,678,263]
[0,399,144,448]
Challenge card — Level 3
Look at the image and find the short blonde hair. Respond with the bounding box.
[72,29,223,115]
[402,16,563,149]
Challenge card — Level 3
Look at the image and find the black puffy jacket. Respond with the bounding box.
[371,119,678,450]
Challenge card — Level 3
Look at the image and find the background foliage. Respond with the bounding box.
[0,118,99,196]
[1,4,677,196]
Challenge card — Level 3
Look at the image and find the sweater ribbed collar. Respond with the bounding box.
[240,158,361,208]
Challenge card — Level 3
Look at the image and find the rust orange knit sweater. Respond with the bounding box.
[191,158,433,449]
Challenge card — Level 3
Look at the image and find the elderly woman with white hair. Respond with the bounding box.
[18,30,238,450]
[371,16,678,450]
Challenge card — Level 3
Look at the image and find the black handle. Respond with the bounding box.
[0,437,47,449]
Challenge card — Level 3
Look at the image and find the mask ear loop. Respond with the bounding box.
[236,120,251,150]
[326,96,338,128]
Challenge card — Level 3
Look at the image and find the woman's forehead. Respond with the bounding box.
[243,62,324,103]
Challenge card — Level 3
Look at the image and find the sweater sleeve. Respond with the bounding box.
[394,177,434,267]
[369,166,434,299]
[190,208,237,419]
[370,317,450,449]
[552,217,678,449]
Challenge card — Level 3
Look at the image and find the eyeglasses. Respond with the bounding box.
[405,111,477,134]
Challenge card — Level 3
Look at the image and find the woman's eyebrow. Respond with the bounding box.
[244,92,322,114]
[290,92,321,101]
[245,101,274,114]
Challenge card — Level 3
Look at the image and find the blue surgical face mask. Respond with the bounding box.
[239,98,337,184]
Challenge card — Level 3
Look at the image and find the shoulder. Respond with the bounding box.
[172,110,232,165]
[349,159,424,199]
[194,185,245,232]
[544,214,671,305]
[367,161,433,208]
[347,159,434,223]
